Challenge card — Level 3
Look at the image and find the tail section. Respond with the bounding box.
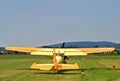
[30,62,54,70]
[30,62,79,70]
[53,49,57,69]
[30,49,79,71]
[57,63,79,70]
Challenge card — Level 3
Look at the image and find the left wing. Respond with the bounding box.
[5,47,115,56]
[5,47,53,56]
[5,46,39,52]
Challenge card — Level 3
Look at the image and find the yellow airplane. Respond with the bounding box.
[5,43,115,71]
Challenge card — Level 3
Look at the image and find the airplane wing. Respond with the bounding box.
[5,47,39,52]
[77,48,115,54]
[5,47,88,55]
[5,46,115,56]
[5,47,53,55]
[52,48,115,56]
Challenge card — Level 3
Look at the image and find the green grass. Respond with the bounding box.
[0,54,120,81]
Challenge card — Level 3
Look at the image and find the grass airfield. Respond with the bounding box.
[0,54,120,81]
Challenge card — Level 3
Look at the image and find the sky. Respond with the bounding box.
[0,0,120,47]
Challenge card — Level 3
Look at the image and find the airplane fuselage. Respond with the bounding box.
[56,56,64,64]
[55,53,68,64]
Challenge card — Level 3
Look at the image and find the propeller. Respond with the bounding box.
[61,42,65,48]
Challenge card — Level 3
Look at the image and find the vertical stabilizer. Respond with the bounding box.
[53,49,57,70]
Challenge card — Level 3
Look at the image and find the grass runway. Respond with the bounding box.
[0,54,120,81]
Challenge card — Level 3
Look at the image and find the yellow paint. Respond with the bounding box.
[30,62,79,70]
[6,47,115,56]
[56,56,64,63]
[53,49,57,69]
[30,62,53,70]
[5,46,115,71]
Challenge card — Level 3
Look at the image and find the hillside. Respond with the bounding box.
[49,41,120,48]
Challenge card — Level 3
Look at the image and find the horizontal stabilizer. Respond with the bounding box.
[30,62,54,70]
[30,62,79,70]
[57,63,79,70]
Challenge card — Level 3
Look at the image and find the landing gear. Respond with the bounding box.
[53,70,58,74]
[81,69,85,75]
